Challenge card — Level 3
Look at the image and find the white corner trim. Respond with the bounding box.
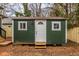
[12,20,14,43]
[65,20,67,43]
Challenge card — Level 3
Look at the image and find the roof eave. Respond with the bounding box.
[12,16,67,20]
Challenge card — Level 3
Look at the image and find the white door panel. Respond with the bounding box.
[35,20,46,42]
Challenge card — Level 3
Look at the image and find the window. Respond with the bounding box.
[38,22,43,24]
[52,21,61,31]
[18,21,27,30]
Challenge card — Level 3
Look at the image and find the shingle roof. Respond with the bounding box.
[12,17,67,20]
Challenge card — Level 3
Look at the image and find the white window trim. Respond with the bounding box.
[52,21,61,31]
[18,21,27,31]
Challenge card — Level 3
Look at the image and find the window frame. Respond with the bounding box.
[18,21,27,31]
[52,21,61,31]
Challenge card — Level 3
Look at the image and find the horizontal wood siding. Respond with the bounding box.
[47,20,66,44]
[14,19,35,43]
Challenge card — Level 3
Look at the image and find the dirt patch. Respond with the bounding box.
[0,40,79,56]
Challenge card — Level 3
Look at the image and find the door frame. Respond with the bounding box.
[35,20,46,43]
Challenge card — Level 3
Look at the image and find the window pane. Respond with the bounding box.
[23,23,26,29]
[54,23,59,29]
[20,23,22,29]
[38,22,43,24]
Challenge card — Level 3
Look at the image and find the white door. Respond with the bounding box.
[35,20,46,42]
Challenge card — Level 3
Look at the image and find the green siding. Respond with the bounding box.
[47,20,66,44]
[13,19,66,44]
[14,20,35,43]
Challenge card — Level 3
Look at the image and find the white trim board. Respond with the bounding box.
[65,20,67,43]
[12,20,14,43]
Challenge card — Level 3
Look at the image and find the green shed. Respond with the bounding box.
[12,17,67,45]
